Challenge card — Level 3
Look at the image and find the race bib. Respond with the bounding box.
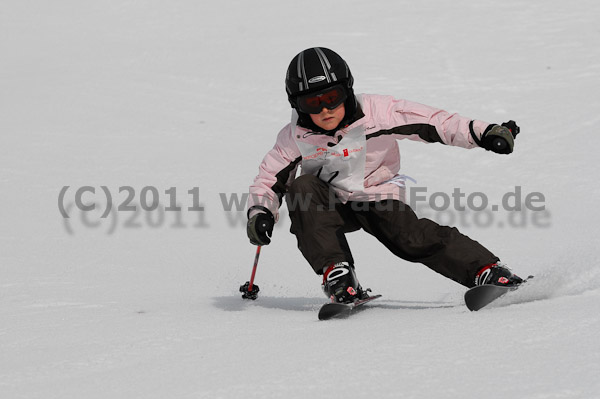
[292,111,366,193]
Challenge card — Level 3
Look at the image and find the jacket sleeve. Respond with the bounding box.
[367,94,491,149]
[248,124,302,221]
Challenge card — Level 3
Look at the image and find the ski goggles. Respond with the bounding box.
[296,84,347,114]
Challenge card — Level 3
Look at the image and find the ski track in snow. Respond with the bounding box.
[2,1,600,398]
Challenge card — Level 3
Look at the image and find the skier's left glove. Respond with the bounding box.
[480,120,520,155]
[247,206,275,246]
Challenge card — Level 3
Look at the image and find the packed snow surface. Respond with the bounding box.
[2,1,599,398]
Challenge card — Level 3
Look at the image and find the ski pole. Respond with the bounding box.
[240,246,262,300]
[247,245,261,292]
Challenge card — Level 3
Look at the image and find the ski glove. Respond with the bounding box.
[247,207,275,246]
[478,120,520,155]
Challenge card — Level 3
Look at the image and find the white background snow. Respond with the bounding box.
[2,0,600,398]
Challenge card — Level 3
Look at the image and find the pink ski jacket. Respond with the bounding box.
[248,94,491,221]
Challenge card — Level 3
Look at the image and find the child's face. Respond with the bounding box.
[309,103,346,131]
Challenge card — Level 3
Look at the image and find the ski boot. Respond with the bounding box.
[322,262,365,304]
[474,263,524,287]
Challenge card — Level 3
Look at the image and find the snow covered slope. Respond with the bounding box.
[1,1,599,398]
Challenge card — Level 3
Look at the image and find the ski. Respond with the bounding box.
[464,276,533,311]
[464,285,515,311]
[318,294,382,320]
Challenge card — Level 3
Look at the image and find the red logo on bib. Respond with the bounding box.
[343,149,349,157]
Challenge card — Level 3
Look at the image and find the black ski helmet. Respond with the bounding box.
[285,47,357,131]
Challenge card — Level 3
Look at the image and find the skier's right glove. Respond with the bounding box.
[247,206,275,246]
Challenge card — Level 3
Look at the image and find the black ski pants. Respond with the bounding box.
[286,174,498,288]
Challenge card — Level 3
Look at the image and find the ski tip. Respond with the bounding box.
[318,303,351,320]
[317,294,382,320]
[464,284,515,311]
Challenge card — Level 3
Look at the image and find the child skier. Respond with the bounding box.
[246,47,523,303]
